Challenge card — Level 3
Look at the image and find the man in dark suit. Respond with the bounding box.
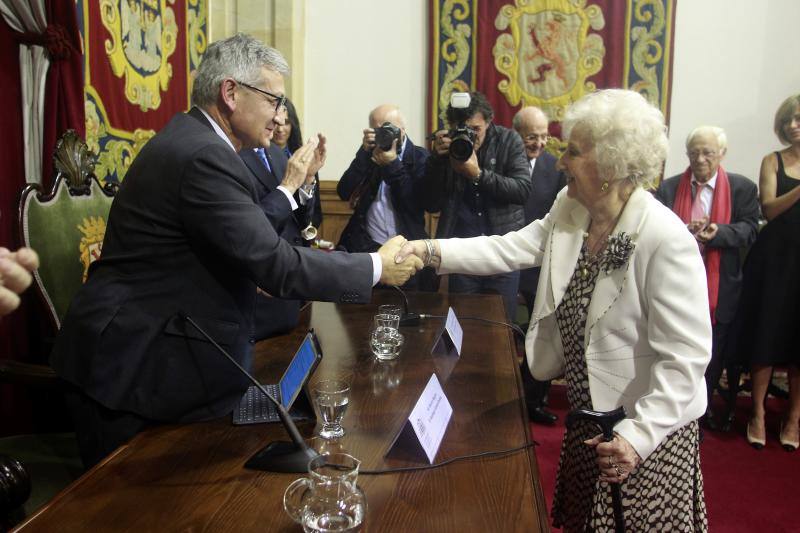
[337,104,431,288]
[655,125,759,430]
[514,106,565,425]
[51,34,421,467]
[240,117,320,340]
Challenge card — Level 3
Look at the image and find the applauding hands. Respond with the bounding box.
[0,247,39,317]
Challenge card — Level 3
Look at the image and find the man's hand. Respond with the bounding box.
[361,128,376,153]
[687,217,709,235]
[378,236,423,286]
[283,137,320,193]
[371,139,398,167]
[451,150,481,180]
[431,130,450,157]
[305,133,327,182]
[0,247,40,317]
[696,222,718,243]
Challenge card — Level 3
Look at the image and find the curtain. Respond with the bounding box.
[0,0,84,436]
[0,0,48,185]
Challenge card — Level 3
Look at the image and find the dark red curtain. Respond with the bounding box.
[0,0,84,436]
[41,0,85,192]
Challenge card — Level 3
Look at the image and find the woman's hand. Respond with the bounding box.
[585,433,642,484]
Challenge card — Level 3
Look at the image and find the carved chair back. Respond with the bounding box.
[18,130,118,329]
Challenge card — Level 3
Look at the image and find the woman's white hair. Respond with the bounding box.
[191,33,289,108]
[774,93,800,145]
[562,89,668,189]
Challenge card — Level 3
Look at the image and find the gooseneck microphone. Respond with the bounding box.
[391,285,420,326]
[182,315,319,473]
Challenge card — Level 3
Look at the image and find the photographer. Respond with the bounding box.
[337,104,431,288]
[421,92,530,319]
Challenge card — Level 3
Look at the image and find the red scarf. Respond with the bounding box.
[673,166,731,325]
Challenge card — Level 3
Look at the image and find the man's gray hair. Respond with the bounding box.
[774,93,800,145]
[191,33,289,108]
[562,89,668,190]
[685,125,727,151]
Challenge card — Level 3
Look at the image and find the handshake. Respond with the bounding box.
[376,237,439,286]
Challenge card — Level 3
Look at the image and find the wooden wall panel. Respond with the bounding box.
[317,181,440,246]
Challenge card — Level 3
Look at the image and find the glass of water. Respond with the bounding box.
[313,379,350,440]
[370,313,403,361]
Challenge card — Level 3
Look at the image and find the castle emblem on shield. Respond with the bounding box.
[100,0,178,111]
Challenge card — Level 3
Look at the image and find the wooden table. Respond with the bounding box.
[16,292,548,532]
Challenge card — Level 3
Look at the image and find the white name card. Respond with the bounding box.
[386,373,453,464]
[443,307,463,355]
[409,374,453,463]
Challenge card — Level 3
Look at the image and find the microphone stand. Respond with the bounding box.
[391,285,420,326]
[183,316,319,473]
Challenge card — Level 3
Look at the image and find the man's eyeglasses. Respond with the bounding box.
[687,150,719,161]
[523,133,549,143]
[236,81,287,112]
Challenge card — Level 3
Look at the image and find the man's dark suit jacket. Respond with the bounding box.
[421,123,531,238]
[519,151,565,295]
[337,137,429,253]
[240,145,312,339]
[51,108,373,423]
[654,171,759,324]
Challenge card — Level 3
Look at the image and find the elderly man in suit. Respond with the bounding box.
[513,106,565,425]
[51,34,421,468]
[240,107,320,340]
[655,125,759,430]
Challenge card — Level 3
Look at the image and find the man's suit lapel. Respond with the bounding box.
[584,187,650,337]
[241,149,278,193]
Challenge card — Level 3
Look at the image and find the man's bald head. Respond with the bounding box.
[513,106,550,160]
[369,104,406,130]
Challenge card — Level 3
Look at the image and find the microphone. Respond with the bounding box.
[182,315,319,473]
[391,285,420,326]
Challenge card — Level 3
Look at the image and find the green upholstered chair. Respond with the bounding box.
[0,129,115,526]
[19,129,117,329]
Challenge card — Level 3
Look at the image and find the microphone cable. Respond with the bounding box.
[418,313,527,341]
[360,441,537,475]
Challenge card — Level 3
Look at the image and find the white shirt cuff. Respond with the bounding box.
[298,184,314,205]
[369,252,382,286]
[277,185,299,210]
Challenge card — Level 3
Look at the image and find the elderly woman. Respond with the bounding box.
[398,89,710,530]
[736,93,800,451]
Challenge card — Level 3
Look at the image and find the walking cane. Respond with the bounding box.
[565,406,627,533]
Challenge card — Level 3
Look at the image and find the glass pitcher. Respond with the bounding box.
[283,453,366,532]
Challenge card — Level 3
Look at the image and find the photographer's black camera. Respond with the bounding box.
[448,124,477,161]
[374,122,402,152]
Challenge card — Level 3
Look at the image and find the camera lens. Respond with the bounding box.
[449,136,473,161]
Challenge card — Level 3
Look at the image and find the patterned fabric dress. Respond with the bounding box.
[551,246,708,532]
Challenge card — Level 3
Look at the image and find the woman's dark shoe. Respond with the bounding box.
[746,418,766,450]
[779,421,799,452]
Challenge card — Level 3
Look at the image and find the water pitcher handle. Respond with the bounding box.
[283,477,310,523]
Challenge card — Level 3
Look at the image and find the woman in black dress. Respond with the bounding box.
[740,93,800,451]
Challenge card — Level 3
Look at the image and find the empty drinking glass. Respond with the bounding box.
[378,304,402,320]
[284,452,366,532]
[313,379,350,440]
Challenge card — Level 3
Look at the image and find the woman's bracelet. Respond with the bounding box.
[423,239,436,267]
